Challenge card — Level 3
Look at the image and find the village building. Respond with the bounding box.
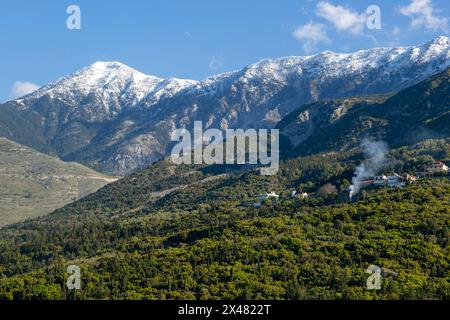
[404,174,418,183]
[259,192,280,201]
[373,175,388,187]
[361,179,375,187]
[290,190,308,199]
[426,161,449,174]
[361,173,417,189]
[387,174,407,188]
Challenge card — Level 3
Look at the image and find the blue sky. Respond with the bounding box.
[0,0,448,102]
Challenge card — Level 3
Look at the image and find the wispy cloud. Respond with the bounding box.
[208,56,226,72]
[9,81,40,100]
[292,22,331,53]
[399,0,449,33]
[316,1,366,35]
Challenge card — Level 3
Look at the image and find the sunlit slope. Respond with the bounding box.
[0,138,117,226]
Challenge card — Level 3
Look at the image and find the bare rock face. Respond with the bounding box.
[1,37,449,175]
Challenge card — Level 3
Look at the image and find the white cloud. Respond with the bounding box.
[9,81,40,100]
[399,0,448,33]
[292,22,331,53]
[208,56,226,72]
[316,1,366,35]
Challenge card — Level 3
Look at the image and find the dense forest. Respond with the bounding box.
[0,139,448,300]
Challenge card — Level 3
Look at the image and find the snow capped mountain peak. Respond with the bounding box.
[427,35,449,46]
[14,36,449,106]
[420,36,450,61]
[28,61,163,100]
[204,36,449,90]
[16,61,142,102]
[16,61,198,118]
[80,61,155,81]
[90,61,128,68]
[12,36,450,123]
[177,36,450,107]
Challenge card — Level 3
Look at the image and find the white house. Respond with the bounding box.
[365,173,414,188]
[387,174,407,188]
[259,192,280,201]
[373,175,388,187]
[291,190,308,199]
[426,161,449,174]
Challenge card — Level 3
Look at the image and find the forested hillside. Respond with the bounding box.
[0,139,448,300]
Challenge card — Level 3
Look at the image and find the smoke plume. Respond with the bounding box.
[349,140,389,200]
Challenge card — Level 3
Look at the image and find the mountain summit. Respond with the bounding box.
[17,61,197,122]
[1,36,449,175]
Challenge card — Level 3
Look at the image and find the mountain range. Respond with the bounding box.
[1,36,449,175]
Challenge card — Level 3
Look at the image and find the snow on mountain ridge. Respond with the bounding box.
[180,36,449,100]
[14,36,450,106]
[242,36,449,80]
[17,61,198,111]
[4,36,450,175]
[11,36,450,121]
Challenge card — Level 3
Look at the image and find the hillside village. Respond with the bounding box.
[247,160,449,207]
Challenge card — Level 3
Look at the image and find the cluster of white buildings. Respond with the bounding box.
[360,161,448,189]
[252,192,280,208]
[249,190,308,208]
[361,173,417,188]
[245,161,448,207]
[258,192,280,201]
[257,190,308,201]
[290,190,309,199]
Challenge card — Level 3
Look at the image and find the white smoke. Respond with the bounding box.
[349,140,389,200]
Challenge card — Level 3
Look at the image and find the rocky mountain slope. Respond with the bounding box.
[1,36,449,175]
[0,138,116,227]
[278,66,450,157]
